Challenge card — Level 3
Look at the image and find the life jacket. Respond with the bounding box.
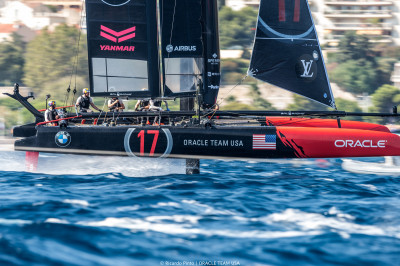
[153,100,162,107]
[46,109,57,121]
[140,100,150,108]
[45,108,58,125]
[79,96,91,110]
[109,98,121,111]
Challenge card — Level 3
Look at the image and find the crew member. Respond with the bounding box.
[151,99,170,111]
[45,100,59,126]
[76,88,101,113]
[135,99,151,125]
[149,99,170,125]
[108,97,125,112]
[134,99,150,111]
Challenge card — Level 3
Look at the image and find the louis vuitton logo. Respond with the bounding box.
[300,60,314,78]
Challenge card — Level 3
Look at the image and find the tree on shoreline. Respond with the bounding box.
[23,24,88,91]
[219,6,257,49]
[0,33,25,86]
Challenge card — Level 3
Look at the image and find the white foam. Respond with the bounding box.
[146,183,173,190]
[116,205,140,212]
[263,208,400,239]
[32,201,46,206]
[316,178,335,182]
[104,174,120,179]
[0,218,32,225]
[0,151,185,177]
[358,184,378,191]
[327,207,355,220]
[181,200,236,215]
[145,215,201,224]
[45,218,69,224]
[151,202,181,208]
[63,199,90,207]
[77,217,321,239]
[72,207,400,240]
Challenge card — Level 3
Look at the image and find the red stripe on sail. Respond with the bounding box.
[100,25,136,37]
[100,31,117,43]
[118,33,136,43]
[279,0,286,22]
[294,0,300,22]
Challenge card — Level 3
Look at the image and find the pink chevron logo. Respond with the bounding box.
[100,25,136,43]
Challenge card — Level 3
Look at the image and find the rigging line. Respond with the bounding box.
[73,0,85,91]
[162,0,177,96]
[115,109,123,121]
[216,74,248,106]
[114,100,124,121]
[97,98,107,122]
[67,0,85,89]
[64,87,70,107]
[70,87,77,111]
[204,74,248,119]
[65,0,85,109]
[202,108,249,120]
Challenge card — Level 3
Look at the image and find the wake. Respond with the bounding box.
[0,151,185,177]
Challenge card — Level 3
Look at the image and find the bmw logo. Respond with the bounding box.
[55,131,71,147]
[101,0,131,6]
[166,44,173,53]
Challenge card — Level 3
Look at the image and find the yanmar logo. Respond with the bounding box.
[100,25,135,52]
[100,25,135,43]
[335,140,387,148]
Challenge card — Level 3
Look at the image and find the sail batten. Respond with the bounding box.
[249,0,336,109]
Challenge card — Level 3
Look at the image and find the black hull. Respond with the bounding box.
[15,125,299,160]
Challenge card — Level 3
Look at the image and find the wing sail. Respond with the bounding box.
[248,0,336,108]
[85,0,160,98]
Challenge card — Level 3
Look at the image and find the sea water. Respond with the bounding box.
[0,151,399,265]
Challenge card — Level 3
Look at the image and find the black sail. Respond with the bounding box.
[160,0,220,107]
[160,0,203,98]
[85,0,159,98]
[249,0,336,109]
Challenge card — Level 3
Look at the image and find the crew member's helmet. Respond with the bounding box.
[48,100,56,107]
[83,88,89,94]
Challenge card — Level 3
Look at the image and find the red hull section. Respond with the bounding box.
[25,151,39,171]
[277,126,400,158]
[266,117,390,133]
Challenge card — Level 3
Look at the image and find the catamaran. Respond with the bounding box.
[4,0,400,174]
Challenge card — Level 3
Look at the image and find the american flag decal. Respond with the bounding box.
[252,134,276,150]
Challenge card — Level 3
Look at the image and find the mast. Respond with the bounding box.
[201,0,221,109]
